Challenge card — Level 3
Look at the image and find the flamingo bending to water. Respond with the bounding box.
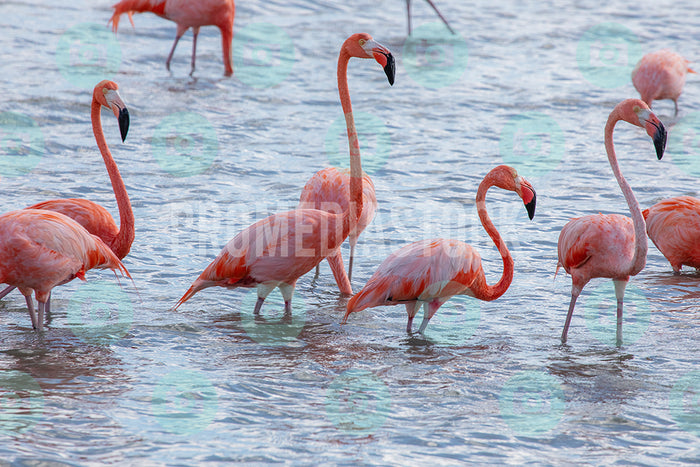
[175,34,395,314]
[0,210,130,331]
[110,0,235,76]
[643,196,700,272]
[631,50,695,115]
[298,34,395,295]
[557,99,666,345]
[343,165,536,333]
[0,80,134,307]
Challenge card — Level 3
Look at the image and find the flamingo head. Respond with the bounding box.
[93,80,129,142]
[516,175,537,220]
[345,33,395,85]
[488,165,536,220]
[635,105,666,160]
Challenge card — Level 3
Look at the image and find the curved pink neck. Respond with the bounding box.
[91,99,134,259]
[604,109,647,275]
[337,48,363,233]
[473,173,514,301]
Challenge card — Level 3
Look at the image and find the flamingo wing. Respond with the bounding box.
[644,196,700,271]
[28,198,119,244]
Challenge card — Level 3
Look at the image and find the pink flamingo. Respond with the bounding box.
[0,209,130,331]
[405,0,455,35]
[643,196,700,272]
[557,99,666,345]
[298,34,395,295]
[631,49,695,115]
[343,165,536,333]
[0,80,134,306]
[175,34,395,313]
[110,0,235,76]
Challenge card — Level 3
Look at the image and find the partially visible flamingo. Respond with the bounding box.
[175,34,395,314]
[405,0,455,35]
[557,99,666,345]
[0,209,131,331]
[343,165,536,333]
[0,80,134,307]
[631,50,695,115]
[110,0,235,76]
[298,32,395,295]
[643,196,700,272]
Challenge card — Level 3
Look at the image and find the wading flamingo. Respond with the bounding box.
[110,0,235,76]
[298,34,395,295]
[632,50,695,115]
[0,210,130,331]
[557,99,666,345]
[343,165,536,333]
[175,34,395,314]
[0,80,133,307]
[405,0,455,35]
[643,196,700,272]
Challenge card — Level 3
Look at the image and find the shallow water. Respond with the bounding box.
[0,0,698,464]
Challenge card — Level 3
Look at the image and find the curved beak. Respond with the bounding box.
[639,109,666,160]
[363,39,395,86]
[519,181,536,220]
[105,89,129,142]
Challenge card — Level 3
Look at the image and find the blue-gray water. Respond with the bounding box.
[0,0,699,464]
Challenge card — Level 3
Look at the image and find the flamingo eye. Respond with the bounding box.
[358,39,366,46]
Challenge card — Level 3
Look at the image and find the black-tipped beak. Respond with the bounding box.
[118,107,129,142]
[525,190,536,220]
[384,53,395,86]
[653,121,666,160]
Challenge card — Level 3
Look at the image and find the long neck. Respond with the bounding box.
[604,111,647,275]
[91,99,134,259]
[338,49,363,234]
[472,176,514,301]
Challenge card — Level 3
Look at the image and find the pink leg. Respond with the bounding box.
[418,300,443,333]
[405,0,412,35]
[189,27,200,76]
[613,280,627,346]
[424,0,456,34]
[166,31,185,71]
[405,302,420,333]
[253,297,265,314]
[561,292,580,343]
[37,301,46,332]
[24,295,37,330]
[0,285,15,300]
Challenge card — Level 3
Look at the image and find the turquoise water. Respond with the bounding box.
[0,0,698,464]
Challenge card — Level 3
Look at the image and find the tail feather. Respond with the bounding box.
[86,236,131,279]
[110,0,167,32]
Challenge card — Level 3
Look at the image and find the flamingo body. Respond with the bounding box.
[0,210,130,330]
[344,165,536,333]
[632,50,695,114]
[643,196,700,272]
[110,0,235,76]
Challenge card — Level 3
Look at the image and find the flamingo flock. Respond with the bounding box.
[0,4,697,347]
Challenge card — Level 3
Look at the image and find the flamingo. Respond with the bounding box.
[405,0,455,35]
[0,210,130,331]
[643,196,700,272]
[631,49,695,115]
[343,165,536,334]
[557,99,666,345]
[298,34,395,295]
[110,0,235,76]
[0,80,134,307]
[174,34,395,314]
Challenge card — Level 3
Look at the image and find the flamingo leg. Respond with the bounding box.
[560,292,580,343]
[424,0,456,34]
[24,295,38,330]
[674,99,679,116]
[279,283,295,315]
[405,302,420,333]
[166,26,187,71]
[406,0,412,35]
[37,300,46,332]
[348,243,355,283]
[418,300,443,333]
[0,285,15,300]
[189,27,200,76]
[613,279,628,346]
